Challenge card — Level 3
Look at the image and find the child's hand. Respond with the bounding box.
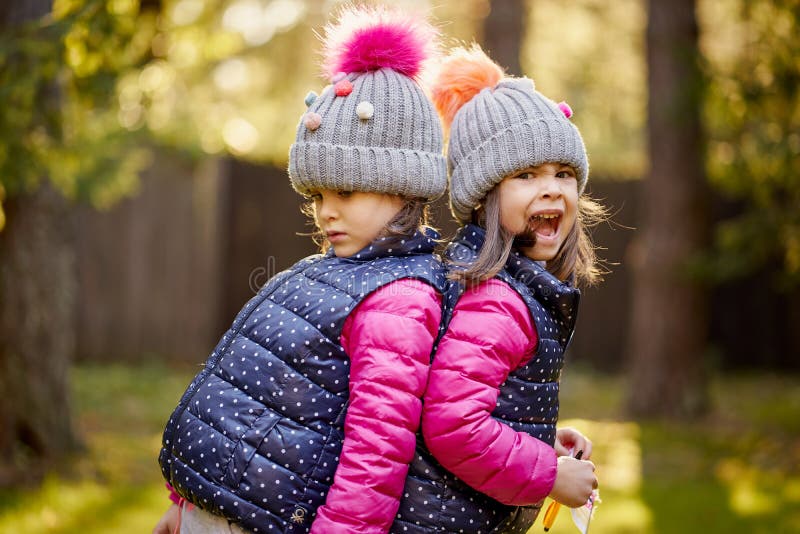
[152,504,179,534]
[550,456,598,508]
[555,427,593,459]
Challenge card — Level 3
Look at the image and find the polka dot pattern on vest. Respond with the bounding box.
[159,230,446,533]
[445,224,579,448]
[402,224,580,534]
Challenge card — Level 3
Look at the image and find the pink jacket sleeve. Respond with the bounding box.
[421,279,558,506]
[310,278,442,534]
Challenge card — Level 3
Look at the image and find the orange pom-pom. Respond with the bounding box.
[431,44,504,130]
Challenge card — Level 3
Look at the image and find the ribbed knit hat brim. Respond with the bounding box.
[289,143,447,200]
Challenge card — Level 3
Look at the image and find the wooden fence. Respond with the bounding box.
[75,153,800,369]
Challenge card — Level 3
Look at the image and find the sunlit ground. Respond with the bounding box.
[0,363,798,533]
[550,370,800,534]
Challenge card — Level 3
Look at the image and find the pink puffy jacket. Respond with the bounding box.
[422,279,558,506]
[311,278,442,533]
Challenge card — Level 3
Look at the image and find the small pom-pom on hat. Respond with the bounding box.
[558,101,573,119]
[322,5,439,79]
[303,112,322,131]
[430,44,505,130]
[356,101,374,120]
[304,91,318,107]
[334,79,353,96]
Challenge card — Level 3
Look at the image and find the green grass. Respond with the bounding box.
[0,362,199,534]
[0,363,798,533]
[548,370,800,533]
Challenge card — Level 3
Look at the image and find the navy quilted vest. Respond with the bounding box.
[396,224,580,534]
[159,230,446,533]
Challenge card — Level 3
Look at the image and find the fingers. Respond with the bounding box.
[587,460,598,491]
[572,436,592,460]
[580,438,593,460]
[554,440,571,457]
[552,455,599,507]
[580,460,598,497]
[555,427,593,459]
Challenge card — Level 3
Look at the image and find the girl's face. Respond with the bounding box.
[497,162,579,262]
[311,189,405,257]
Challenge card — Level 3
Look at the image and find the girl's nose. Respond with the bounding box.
[538,175,563,198]
[317,198,338,220]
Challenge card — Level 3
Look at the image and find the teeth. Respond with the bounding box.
[533,214,559,219]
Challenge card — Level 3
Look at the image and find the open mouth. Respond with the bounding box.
[514,212,563,251]
[529,213,561,239]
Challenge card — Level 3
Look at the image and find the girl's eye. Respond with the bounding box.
[309,193,322,202]
[337,190,353,198]
[515,172,533,180]
[556,169,576,179]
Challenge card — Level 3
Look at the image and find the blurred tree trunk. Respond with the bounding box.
[0,0,78,488]
[483,0,525,75]
[626,0,710,418]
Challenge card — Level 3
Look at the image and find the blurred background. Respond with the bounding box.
[0,0,798,532]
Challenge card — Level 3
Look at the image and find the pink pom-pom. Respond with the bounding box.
[322,5,439,79]
[558,101,573,119]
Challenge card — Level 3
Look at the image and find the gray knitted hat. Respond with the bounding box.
[433,46,589,223]
[288,7,447,201]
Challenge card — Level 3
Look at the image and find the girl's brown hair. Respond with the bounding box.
[450,186,608,288]
[302,197,433,253]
